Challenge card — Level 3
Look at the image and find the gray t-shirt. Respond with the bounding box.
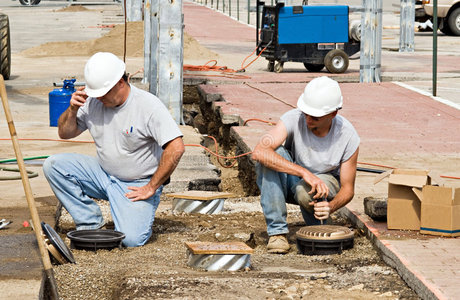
[76,84,183,181]
[281,109,360,178]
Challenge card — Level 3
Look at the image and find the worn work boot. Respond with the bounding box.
[267,235,290,254]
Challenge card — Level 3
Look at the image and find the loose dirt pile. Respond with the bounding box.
[20,21,218,60]
[54,4,90,12]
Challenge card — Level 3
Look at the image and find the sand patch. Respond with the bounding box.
[54,4,90,12]
[20,21,218,60]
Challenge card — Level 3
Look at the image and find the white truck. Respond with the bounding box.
[418,0,460,36]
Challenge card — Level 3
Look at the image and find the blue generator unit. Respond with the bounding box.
[256,1,360,73]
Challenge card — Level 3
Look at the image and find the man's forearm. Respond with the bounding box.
[252,147,311,179]
[329,186,354,213]
[58,107,80,139]
[148,138,185,191]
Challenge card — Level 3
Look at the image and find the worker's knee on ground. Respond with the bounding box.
[122,233,149,248]
[294,181,315,214]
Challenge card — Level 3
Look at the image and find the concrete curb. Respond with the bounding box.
[338,207,444,300]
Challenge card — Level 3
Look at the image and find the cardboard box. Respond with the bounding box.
[374,169,439,230]
[417,185,460,237]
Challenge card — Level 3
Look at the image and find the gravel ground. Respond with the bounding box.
[53,196,419,300]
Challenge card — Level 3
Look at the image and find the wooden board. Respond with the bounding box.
[185,241,254,254]
[166,190,234,201]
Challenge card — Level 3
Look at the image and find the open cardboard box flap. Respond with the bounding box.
[388,174,427,188]
[374,169,444,187]
[413,185,460,206]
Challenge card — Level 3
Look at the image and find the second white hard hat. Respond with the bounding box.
[297,76,343,117]
[84,52,126,98]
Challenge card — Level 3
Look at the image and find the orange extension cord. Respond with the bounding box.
[183,43,270,79]
[1,137,458,179]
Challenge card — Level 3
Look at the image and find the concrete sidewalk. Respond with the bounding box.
[183,2,460,300]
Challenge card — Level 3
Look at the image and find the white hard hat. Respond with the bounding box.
[297,76,343,117]
[84,52,126,98]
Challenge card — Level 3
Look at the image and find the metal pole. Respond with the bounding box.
[157,0,183,124]
[247,0,250,24]
[375,0,382,82]
[433,0,438,96]
[360,0,382,83]
[143,0,151,84]
[125,0,142,21]
[229,0,231,17]
[399,0,415,52]
[149,0,159,95]
[256,0,260,47]
[237,0,240,20]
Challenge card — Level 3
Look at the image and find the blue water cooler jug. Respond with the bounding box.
[49,79,76,127]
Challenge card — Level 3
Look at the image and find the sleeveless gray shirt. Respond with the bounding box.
[281,109,360,178]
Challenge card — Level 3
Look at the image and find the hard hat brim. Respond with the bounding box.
[85,86,112,98]
[85,69,124,98]
[297,93,329,117]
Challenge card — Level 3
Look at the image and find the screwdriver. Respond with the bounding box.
[317,197,326,225]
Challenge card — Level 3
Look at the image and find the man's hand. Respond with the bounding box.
[125,185,156,202]
[58,87,86,139]
[70,87,88,111]
[303,173,329,200]
[310,200,331,220]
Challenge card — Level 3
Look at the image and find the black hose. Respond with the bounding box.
[357,167,385,174]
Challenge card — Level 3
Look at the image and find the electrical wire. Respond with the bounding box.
[243,82,296,109]
[243,118,277,126]
[123,0,127,63]
[2,138,458,180]
[184,143,252,162]
[183,42,270,79]
[202,135,239,168]
[238,41,271,72]
[0,138,94,143]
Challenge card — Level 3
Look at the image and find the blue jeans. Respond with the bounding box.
[43,153,162,247]
[256,147,340,236]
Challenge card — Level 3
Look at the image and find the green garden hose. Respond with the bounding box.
[0,155,49,164]
[0,166,38,180]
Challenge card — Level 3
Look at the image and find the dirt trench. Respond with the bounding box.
[182,84,258,197]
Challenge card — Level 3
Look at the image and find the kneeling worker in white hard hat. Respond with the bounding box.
[251,76,360,254]
[43,52,185,247]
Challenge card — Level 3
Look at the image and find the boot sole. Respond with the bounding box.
[267,248,289,254]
